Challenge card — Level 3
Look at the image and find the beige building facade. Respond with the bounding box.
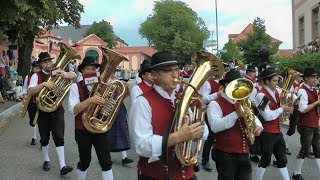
[292,0,320,50]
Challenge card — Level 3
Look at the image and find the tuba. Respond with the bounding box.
[37,43,81,112]
[279,68,300,122]
[20,94,32,118]
[225,78,256,144]
[82,47,129,133]
[174,51,224,166]
[234,59,246,71]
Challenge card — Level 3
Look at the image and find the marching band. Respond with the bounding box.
[16,44,320,180]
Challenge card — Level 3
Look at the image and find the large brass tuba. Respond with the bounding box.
[20,94,32,118]
[37,43,80,112]
[225,78,256,144]
[82,47,129,133]
[279,68,300,122]
[174,51,224,166]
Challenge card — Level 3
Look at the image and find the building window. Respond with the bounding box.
[85,50,99,62]
[299,16,305,45]
[312,7,319,39]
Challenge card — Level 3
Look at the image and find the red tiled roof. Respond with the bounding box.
[229,23,283,44]
[278,49,294,58]
[114,46,157,57]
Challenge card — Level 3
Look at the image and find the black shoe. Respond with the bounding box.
[60,165,73,175]
[42,161,50,171]
[272,160,278,167]
[201,161,212,172]
[193,163,200,172]
[250,155,260,163]
[285,148,291,155]
[122,157,134,165]
[292,173,304,180]
[30,138,36,145]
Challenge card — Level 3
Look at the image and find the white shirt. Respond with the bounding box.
[22,75,30,95]
[206,93,262,133]
[130,81,152,103]
[255,86,284,121]
[297,83,318,113]
[68,82,93,115]
[199,80,219,105]
[129,85,208,163]
[28,70,49,89]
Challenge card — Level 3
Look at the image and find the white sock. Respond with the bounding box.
[294,158,304,175]
[102,169,113,180]
[42,145,50,162]
[255,166,266,180]
[32,125,37,139]
[315,159,320,176]
[76,169,87,180]
[278,167,290,180]
[271,154,275,161]
[56,146,66,169]
[120,151,127,160]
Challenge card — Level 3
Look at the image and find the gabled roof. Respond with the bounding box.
[114,46,157,57]
[76,34,107,46]
[229,23,282,44]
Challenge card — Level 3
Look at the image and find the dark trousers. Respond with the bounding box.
[249,136,261,155]
[27,102,37,127]
[202,117,214,163]
[297,125,320,159]
[286,109,298,136]
[37,107,65,147]
[137,171,196,180]
[75,130,112,171]
[258,132,287,168]
[212,149,252,180]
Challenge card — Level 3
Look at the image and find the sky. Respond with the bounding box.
[78,0,292,50]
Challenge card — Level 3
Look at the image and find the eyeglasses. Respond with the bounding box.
[158,67,180,74]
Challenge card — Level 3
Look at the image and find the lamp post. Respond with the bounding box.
[215,0,219,54]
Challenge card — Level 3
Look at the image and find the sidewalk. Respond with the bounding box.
[0,101,21,128]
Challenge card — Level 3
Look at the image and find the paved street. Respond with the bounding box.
[0,99,319,180]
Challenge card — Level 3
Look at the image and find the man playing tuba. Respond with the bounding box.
[28,52,76,175]
[130,51,207,180]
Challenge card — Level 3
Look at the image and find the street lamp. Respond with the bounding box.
[215,0,219,54]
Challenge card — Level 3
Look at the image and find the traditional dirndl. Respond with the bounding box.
[107,103,131,152]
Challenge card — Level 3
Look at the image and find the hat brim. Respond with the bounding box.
[246,69,256,72]
[38,57,54,62]
[150,61,180,70]
[301,73,317,77]
[259,72,279,80]
[78,63,101,72]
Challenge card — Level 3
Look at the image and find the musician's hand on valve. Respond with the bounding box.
[42,81,56,90]
[177,117,204,142]
[190,96,206,112]
[89,95,105,105]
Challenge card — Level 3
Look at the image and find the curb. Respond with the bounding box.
[0,102,22,124]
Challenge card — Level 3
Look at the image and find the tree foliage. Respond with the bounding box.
[139,0,210,63]
[0,0,83,77]
[219,39,243,63]
[237,17,279,66]
[84,20,116,49]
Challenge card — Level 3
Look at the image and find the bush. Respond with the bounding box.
[272,52,320,73]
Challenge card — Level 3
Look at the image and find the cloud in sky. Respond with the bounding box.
[78,0,292,49]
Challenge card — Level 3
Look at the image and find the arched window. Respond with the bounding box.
[85,50,99,62]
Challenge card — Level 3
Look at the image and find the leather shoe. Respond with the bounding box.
[292,173,304,180]
[42,161,50,171]
[122,158,134,165]
[30,138,36,145]
[60,165,73,175]
[201,161,212,172]
[285,148,291,155]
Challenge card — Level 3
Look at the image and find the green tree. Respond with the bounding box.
[237,17,279,66]
[139,0,210,63]
[84,20,116,49]
[0,0,83,77]
[219,39,243,63]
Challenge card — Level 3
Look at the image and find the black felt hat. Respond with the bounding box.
[78,56,101,73]
[302,68,317,77]
[31,61,39,67]
[246,65,256,72]
[219,69,242,85]
[138,59,152,78]
[257,67,279,80]
[38,52,54,63]
[150,51,179,70]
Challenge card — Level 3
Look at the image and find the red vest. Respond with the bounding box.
[258,88,281,133]
[74,81,89,130]
[293,81,300,89]
[214,96,250,153]
[298,85,319,128]
[245,75,256,83]
[137,89,194,180]
[208,79,220,94]
[137,81,152,95]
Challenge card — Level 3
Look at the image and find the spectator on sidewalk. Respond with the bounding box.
[2,50,9,67]
[3,73,23,101]
[6,61,18,82]
[0,52,5,75]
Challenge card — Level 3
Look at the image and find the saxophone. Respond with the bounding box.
[174,51,224,166]
[82,47,129,133]
[280,68,300,122]
[225,78,255,144]
[37,43,80,112]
